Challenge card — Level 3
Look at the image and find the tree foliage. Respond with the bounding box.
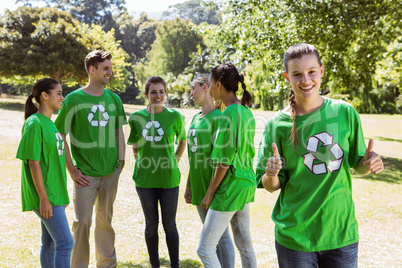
[0,7,130,92]
[135,18,204,84]
[109,13,158,101]
[17,0,126,26]
[185,23,238,74]
[0,7,88,83]
[219,0,402,113]
[162,0,222,25]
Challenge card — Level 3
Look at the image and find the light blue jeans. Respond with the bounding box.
[197,203,257,268]
[34,205,74,268]
[197,206,235,268]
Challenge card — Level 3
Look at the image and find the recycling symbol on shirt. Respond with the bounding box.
[302,132,344,175]
[188,129,197,153]
[142,120,164,142]
[55,132,64,156]
[87,104,110,127]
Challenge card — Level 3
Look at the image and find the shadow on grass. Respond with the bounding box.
[353,156,401,184]
[367,136,402,143]
[117,257,203,268]
[0,101,25,111]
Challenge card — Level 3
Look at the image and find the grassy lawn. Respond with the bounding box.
[0,99,401,267]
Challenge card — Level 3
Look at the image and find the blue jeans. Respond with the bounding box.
[197,204,257,268]
[275,240,359,268]
[196,206,235,268]
[136,186,179,268]
[34,205,74,268]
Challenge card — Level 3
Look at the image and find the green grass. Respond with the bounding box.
[353,156,402,184]
[0,102,401,267]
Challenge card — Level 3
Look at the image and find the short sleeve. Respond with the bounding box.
[255,121,272,188]
[211,111,237,166]
[175,113,186,143]
[112,92,127,129]
[127,114,140,145]
[16,120,42,163]
[348,106,366,168]
[54,96,71,135]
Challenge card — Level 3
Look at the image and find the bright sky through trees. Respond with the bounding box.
[0,0,188,13]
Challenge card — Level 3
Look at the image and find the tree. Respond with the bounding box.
[185,23,238,74]
[219,0,402,112]
[162,0,222,25]
[135,18,204,84]
[114,13,157,64]
[0,7,130,92]
[17,0,126,27]
[0,7,88,83]
[112,12,158,102]
[374,37,402,113]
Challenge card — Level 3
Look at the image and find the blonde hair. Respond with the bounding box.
[193,74,225,111]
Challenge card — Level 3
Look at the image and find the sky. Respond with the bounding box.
[0,0,188,14]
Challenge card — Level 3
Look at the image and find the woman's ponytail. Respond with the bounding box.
[24,93,38,120]
[24,78,60,120]
[210,63,253,107]
[239,74,253,107]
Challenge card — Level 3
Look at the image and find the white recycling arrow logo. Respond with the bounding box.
[188,128,197,153]
[142,120,164,142]
[302,132,344,175]
[55,132,64,156]
[87,104,110,127]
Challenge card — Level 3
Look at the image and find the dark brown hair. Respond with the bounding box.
[84,50,112,73]
[145,76,167,95]
[210,62,253,107]
[24,78,60,120]
[284,43,323,147]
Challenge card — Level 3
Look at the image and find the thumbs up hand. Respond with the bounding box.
[265,143,282,177]
[363,139,384,174]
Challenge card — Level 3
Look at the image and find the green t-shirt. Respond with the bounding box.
[187,109,222,206]
[210,104,256,212]
[255,98,366,252]
[127,108,186,188]
[16,113,69,212]
[55,88,127,177]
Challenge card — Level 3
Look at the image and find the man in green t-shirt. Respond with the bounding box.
[55,50,127,268]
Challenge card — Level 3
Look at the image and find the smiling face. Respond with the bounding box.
[91,59,113,85]
[45,83,64,110]
[284,54,324,103]
[146,82,166,106]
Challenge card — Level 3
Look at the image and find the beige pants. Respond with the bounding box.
[71,167,121,268]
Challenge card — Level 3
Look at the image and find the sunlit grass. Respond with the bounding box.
[0,103,401,267]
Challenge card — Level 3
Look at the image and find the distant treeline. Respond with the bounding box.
[1,0,401,114]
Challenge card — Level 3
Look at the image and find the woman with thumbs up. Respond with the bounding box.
[255,43,384,268]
